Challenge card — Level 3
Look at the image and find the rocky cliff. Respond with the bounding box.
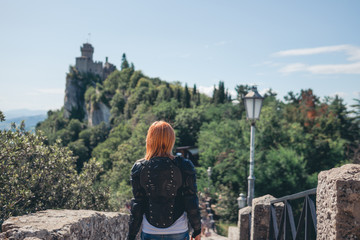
[87,100,111,127]
[63,68,111,127]
[63,71,88,121]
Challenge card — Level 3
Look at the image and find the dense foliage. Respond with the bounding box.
[2,54,359,225]
[0,118,109,227]
[36,61,360,222]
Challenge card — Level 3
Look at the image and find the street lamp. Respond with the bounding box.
[237,193,247,209]
[207,167,212,178]
[243,86,264,206]
[207,167,212,193]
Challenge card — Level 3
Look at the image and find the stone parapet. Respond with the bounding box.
[250,195,274,240]
[0,209,138,240]
[317,164,360,240]
[250,195,283,240]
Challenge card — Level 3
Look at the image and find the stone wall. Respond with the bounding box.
[250,195,283,240]
[237,206,251,240]
[0,209,139,240]
[234,164,360,240]
[317,164,360,239]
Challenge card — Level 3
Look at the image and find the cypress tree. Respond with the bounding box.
[193,84,197,96]
[183,83,191,108]
[212,85,218,104]
[174,87,182,104]
[197,92,201,105]
[218,81,225,104]
[121,53,129,70]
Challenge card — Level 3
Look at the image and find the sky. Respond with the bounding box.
[0,0,359,111]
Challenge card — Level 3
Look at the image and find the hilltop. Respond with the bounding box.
[34,43,360,223]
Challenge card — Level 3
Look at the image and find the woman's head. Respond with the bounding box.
[145,121,175,160]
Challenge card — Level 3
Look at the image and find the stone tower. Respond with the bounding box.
[75,43,103,76]
[80,43,94,59]
[64,43,116,125]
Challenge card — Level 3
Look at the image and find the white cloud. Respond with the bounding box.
[198,86,214,97]
[274,44,360,75]
[279,62,360,74]
[198,86,237,98]
[274,44,360,61]
[259,88,274,96]
[279,63,307,73]
[251,61,281,67]
[228,89,237,98]
[308,62,360,74]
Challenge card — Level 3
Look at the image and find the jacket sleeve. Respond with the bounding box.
[182,158,202,238]
[127,161,146,240]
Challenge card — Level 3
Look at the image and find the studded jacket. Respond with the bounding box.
[127,156,201,240]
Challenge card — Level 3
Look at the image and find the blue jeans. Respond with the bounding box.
[141,231,189,240]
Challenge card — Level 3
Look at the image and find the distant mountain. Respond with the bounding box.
[0,114,47,132]
[3,109,47,119]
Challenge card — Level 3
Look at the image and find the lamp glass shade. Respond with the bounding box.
[245,98,255,119]
[243,87,264,120]
[254,98,263,119]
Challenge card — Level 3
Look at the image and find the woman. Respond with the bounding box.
[127,121,201,240]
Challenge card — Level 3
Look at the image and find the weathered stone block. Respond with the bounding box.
[0,209,139,240]
[317,164,360,240]
[250,195,274,240]
[238,206,251,240]
[250,194,283,240]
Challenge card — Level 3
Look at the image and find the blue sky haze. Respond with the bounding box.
[0,0,359,111]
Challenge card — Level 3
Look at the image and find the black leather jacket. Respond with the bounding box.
[127,156,201,240]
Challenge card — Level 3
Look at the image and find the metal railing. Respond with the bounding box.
[269,188,317,240]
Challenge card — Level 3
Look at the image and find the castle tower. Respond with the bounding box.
[74,43,115,79]
[80,43,94,60]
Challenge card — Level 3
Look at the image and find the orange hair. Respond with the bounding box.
[145,121,175,160]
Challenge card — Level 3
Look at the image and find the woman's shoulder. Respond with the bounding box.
[174,156,196,174]
[131,158,147,175]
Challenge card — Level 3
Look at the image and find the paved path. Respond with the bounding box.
[201,229,228,240]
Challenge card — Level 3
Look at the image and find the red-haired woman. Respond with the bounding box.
[127,121,201,240]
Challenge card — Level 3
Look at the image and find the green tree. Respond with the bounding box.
[256,146,309,197]
[235,84,251,100]
[121,53,129,70]
[174,107,205,146]
[0,110,4,122]
[101,123,147,210]
[152,99,179,122]
[212,81,226,104]
[0,125,109,227]
[183,83,191,108]
[193,84,197,96]
[68,139,90,172]
[174,86,182,104]
[110,92,126,116]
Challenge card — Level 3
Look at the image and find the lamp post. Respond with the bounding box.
[243,86,264,206]
[207,167,212,193]
[237,193,247,209]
